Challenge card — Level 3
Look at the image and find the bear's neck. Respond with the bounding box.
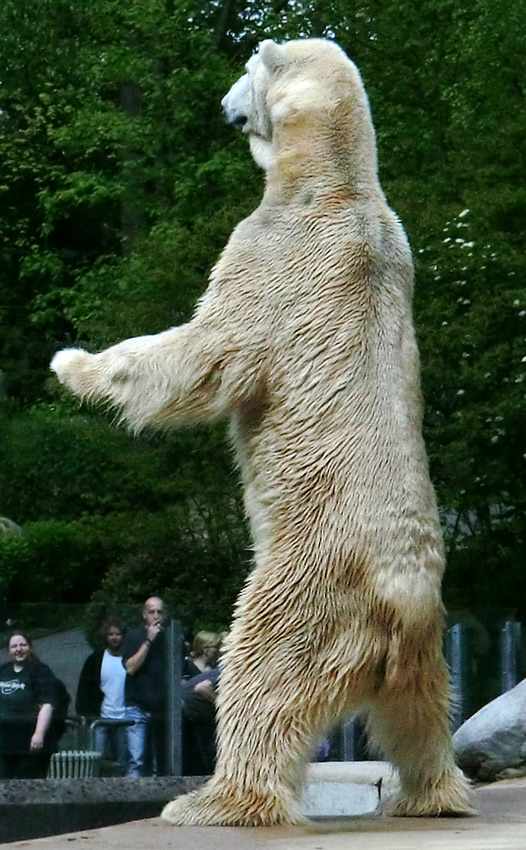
[264,110,382,205]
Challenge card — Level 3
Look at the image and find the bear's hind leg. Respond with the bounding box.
[367,653,474,817]
[162,641,353,826]
[161,691,314,826]
[161,774,305,827]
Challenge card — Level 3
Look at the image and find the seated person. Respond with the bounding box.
[181,667,220,776]
[183,631,222,679]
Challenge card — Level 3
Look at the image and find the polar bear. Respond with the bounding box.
[51,38,473,824]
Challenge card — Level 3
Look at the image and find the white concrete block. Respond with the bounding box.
[301,761,399,817]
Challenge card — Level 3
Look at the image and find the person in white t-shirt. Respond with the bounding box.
[76,617,129,773]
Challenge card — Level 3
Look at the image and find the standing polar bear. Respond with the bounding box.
[52,39,473,824]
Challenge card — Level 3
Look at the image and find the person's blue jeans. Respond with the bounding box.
[93,721,129,775]
[124,705,151,778]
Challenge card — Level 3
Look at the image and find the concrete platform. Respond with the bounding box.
[8,777,526,849]
[0,762,395,843]
[301,761,399,816]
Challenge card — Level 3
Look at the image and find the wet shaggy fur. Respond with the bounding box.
[51,38,473,825]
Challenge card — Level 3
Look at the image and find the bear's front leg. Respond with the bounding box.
[51,324,223,431]
[51,337,163,430]
[52,323,261,430]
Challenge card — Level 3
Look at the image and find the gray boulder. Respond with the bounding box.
[453,679,526,782]
[0,517,22,536]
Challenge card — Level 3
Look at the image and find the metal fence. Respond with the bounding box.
[445,617,523,732]
[48,750,102,779]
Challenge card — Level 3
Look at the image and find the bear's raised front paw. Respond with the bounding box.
[50,348,89,385]
[161,784,306,827]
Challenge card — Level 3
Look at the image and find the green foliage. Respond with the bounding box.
[0,0,524,622]
[0,403,250,617]
[413,207,526,611]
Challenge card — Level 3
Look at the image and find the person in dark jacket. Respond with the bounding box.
[182,667,220,775]
[122,597,167,777]
[76,617,128,773]
[182,630,222,680]
[0,632,59,778]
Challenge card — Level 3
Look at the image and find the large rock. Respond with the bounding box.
[0,517,22,536]
[454,679,526,781]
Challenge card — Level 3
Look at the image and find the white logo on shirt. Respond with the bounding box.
[0,680,26,695]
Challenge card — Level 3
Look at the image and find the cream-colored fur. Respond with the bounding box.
[51,38,473,824]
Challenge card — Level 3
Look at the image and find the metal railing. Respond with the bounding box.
[48,749,102,778]
[88,717,134,751]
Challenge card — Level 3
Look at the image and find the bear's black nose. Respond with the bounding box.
[221,103,247,129]
[232,114,247,129]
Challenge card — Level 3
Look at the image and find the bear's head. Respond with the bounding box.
[221,39,377,182]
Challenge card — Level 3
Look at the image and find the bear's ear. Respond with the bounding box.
[258,40,287,74]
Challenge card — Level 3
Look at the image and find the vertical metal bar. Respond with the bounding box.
[340,716,358,761]
[166,618,183,775]
[446,623,465,732]
[500,621,521,693]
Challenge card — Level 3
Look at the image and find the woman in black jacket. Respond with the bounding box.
[76,617,128,773]
[0,632,59,778]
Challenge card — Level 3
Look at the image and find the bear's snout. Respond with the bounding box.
[221,73,251,129]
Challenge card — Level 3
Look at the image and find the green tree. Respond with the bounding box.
[0,0,524,620]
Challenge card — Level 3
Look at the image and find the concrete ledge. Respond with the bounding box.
[0,763,399,843]
[303,761,399,817]
[0,777,205,844]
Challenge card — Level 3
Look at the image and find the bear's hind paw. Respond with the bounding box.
[161,785,306,827]
[384,767,475,818]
